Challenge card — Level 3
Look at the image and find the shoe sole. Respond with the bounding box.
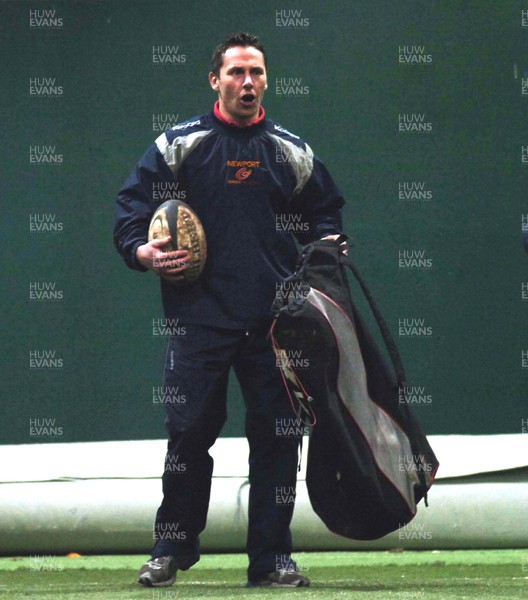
[247,580,310,588]
[138,574,177,587]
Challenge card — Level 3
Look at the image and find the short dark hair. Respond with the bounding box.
[211,32,267,77]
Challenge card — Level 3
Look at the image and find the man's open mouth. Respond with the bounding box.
[240,93,256,105]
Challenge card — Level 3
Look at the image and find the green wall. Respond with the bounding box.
[2,0,526,443]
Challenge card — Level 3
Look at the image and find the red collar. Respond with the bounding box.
[214,101,265,128]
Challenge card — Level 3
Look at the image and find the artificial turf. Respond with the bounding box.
[0,550,526,599]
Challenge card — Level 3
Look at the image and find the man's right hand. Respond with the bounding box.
[136,236,191,282]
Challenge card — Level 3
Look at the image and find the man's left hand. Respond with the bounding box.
[321,234,348,255]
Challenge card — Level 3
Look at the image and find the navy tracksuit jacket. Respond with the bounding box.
[114,107,344,328]
[114,107,345,581]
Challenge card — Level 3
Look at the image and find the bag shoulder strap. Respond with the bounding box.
[340,254,407,388]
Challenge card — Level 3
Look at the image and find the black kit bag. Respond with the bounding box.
[270,236,439,540]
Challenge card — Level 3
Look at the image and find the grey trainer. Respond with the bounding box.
[248,568,311,588]
[137,556,177,587]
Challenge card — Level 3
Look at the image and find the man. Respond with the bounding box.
[114,32,345,588]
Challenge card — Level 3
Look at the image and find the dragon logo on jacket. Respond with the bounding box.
[227,159,260,185]
[236,167,252,180]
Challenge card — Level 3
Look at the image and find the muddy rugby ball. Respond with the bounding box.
[148,200,207,285]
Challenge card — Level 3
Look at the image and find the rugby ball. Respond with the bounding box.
[148,199,207,285]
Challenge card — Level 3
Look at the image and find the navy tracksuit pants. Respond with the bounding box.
[150,322,301,582]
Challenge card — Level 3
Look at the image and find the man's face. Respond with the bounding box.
[209,45,267,126]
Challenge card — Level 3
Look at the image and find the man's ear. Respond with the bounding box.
[209,72,219,91]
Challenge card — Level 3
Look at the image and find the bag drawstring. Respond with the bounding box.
[269,319,317,429]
